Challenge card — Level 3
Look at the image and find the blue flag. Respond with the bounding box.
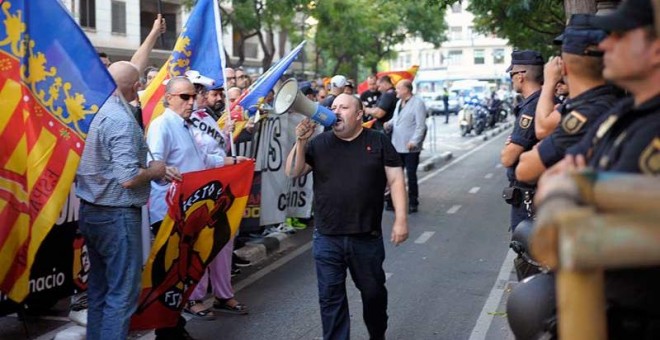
[236,41,306,115]
[142,0,224,126]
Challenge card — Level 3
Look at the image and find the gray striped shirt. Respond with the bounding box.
[76,96,150,207]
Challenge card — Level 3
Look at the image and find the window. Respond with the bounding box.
[474,49,485,64]
[405,53,411,65]
[111,1,126,34]
[493,48,505,64]
[451,3,462,13]
[449,26,463,41]
[447,50,463,65]
[80,0,95,29]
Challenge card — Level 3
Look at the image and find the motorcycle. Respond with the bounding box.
[458,97,489,136]
[487,98,508,128]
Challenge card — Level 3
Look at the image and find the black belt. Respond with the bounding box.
[80,199,141,210]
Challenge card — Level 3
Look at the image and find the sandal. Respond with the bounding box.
[183,300,216,320]
[213,298,248,315]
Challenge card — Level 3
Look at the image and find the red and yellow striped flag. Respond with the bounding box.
[0,1,116,302]
[357,65,420,94]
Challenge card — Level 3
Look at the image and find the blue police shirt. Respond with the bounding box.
[507,90,542,183]
[588,94,660,174]
[537,85,618,167]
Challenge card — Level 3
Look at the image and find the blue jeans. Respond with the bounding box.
[78,203,143,340]
[313,230,388,340]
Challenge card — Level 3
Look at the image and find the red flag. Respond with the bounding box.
[357,65,420,94]
[131,161,254,330]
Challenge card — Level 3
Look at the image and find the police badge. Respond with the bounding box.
[519,114,533,129]
[561,111,587,134]
[639,137,660,175]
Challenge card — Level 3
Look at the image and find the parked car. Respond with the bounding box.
[420,92,461,116]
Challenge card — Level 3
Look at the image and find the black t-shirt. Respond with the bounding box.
[305,129,402,235]
[373,88,397,131]
[360,90,381,109]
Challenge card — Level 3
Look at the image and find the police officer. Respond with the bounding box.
[516,15,620,183]
[507,1,660,338]
[500,50,545,231]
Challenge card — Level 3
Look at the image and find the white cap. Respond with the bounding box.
[162,70,215,87]
[330,75,347,88]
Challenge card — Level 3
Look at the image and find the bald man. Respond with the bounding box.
[286,94,408,340]
[76,61,166,339]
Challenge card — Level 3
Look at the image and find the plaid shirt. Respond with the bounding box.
[76,96,150,207]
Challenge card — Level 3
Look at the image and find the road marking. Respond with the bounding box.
[468,249,516,340]
[496,163,503,168]
[234,241,313,293]
[469,187,481,194]
[414,231,435,244]
[447,205,462,214]
[386,272,393,281]
[419,128,509,185]
[484,173,494,179]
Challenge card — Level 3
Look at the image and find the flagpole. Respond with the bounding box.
[213,0,237,157]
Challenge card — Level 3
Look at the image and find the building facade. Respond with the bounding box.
[62,0,294,76]
[390,1,513,93]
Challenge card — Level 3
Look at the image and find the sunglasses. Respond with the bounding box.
[509,70,527,79]
[171,93,197,101]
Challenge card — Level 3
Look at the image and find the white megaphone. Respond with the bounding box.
[273,79,337,127]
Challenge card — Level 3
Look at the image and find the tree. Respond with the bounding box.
[312,0,448,79]
[432,0,602,58]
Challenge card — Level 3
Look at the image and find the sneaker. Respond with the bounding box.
[286,217,307,230]
[233,253,252,268]
[68,308,87,327]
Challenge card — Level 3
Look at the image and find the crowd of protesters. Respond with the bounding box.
[63,0,660,339]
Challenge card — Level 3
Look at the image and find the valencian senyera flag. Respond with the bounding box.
[356,65,419,95]
[131,161,254,330]
[141,0,224,129]
[0,1,116,301]
[219,41,306,139]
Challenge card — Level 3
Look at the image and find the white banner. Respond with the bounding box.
[253,113,315,226]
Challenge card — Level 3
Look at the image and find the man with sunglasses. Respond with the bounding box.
[147,77,249,338]
[499,50,544,232]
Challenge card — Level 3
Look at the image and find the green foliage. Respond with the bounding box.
[312,0,447,77]
[432,0,565,58]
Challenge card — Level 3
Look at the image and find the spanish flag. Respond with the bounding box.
[0,1,116,301]
[131,161,254,330]
[140,0,225,129]
[357,65,420,94]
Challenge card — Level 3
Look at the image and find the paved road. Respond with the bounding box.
[0,115,518,340]
[181,122,516,339]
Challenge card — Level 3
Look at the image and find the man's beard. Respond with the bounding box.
[211,101,225,115]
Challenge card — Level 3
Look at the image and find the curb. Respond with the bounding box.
[420,151,453,172]
[234,231,297,264]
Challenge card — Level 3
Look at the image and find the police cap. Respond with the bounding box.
[590,0,654,33]
[562,28,607,56]
[553,13,597,45]
[506,50,544,72]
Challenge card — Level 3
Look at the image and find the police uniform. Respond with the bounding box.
[537,25,618,168]
[507,3,660,339]
[504,50,544,231]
